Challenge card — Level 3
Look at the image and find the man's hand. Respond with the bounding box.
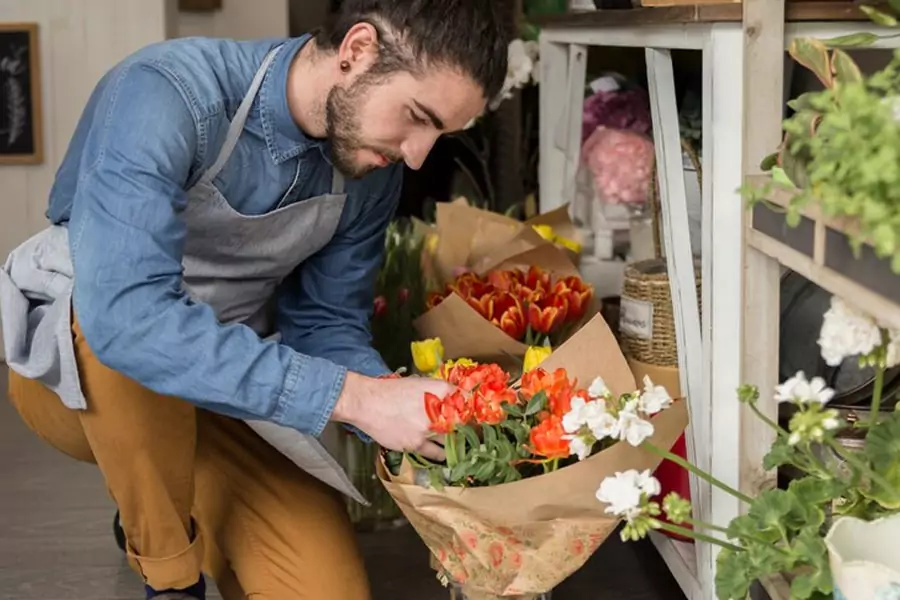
[332,373,454,462]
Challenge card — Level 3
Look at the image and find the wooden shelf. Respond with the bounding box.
[746,174,900,329]
[648,532,702,599]
[532,2,872,27]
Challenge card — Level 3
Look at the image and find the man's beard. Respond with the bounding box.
[325,78,394,179]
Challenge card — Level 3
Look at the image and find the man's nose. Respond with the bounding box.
[401,132,439,171]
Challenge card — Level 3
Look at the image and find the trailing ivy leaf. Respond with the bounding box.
[823,32,879,48]
[862,5,899,26]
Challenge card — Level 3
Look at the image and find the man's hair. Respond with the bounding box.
[315,0,512,101]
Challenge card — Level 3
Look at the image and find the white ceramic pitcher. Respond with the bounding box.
[826,514,900,600]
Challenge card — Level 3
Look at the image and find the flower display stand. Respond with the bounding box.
[535,2,900,599]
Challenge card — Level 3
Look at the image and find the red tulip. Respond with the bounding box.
[474,387,516,425]
[373,295,388,317]
[497,303,527,341]
[424,391,473,434]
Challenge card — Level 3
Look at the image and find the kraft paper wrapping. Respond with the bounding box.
[377,315,690,598]
[431,201,580,286]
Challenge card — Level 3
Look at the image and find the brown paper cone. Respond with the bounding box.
[377,314,690,597]
[432,202,579,287]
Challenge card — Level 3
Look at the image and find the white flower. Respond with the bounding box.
[818,296,883,366]
[616,407,655,447]
[489,39,535,110]
[562,395,590,433]
[596,469,660,520]
[774,371,835,405]
[638,376,672,415]
[588,376,610,399]
[562,395,619,441]
[568,435,593,461]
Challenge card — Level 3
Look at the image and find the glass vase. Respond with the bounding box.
[342,433,405,531]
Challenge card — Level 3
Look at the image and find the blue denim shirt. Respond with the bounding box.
[46,35,397,437]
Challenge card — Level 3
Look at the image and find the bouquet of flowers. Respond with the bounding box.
[415,265,595,365]
[377,315,689,600]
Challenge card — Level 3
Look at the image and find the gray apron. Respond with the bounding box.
[0,47,368,505]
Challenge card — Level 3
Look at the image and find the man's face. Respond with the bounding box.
[325,65,485,179]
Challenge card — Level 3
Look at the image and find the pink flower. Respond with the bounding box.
[581,127,655,207]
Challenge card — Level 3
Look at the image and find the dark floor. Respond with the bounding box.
[0,366,685,600]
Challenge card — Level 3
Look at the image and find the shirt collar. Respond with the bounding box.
[259,34,329,165]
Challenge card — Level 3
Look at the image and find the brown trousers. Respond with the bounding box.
[7,319,371,600]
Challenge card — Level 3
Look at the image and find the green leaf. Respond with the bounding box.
[726,514,780,545]
[787,91,819,112]
[832,49,865,86]
[455,430,467,465]
[862,5,899,26]
[747,489,795,531]
[890,0,900,14]
[525,390,548,416]
[714,549,754,600]
[459,424,482,452]
[760,152,779,172]
[789,38,834,88]
[823,32,879,48]
[865,413,900,471]
[762,436,799,471]
[504,403,524,418]
[483,423,498,449]
[449,460,470,483]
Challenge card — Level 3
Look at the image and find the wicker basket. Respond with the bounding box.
[619,258,702,367]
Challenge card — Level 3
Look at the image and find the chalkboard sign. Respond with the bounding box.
[0,23,42,164]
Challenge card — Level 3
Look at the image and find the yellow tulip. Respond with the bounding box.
[555,235,583,254]
[425,233,439,255]
[532,224,556,242]
[431,357,478,379]
[523,345,553,372]
[411,338,444,374]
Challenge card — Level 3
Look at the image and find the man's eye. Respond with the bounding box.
[408,109,427,125]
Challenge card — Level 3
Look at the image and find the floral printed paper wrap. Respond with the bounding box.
[377,316,689,599]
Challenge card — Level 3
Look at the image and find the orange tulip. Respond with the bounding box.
[465,292,493,320]
[424,391,473,434]
[527,295,568,334]
[426,291,446,311]
[528,414,570,459]
[485,269,523,292]
[474,386,516,425]
[497,303,527,340]
[520,368,578,418]
[524,266,551,292]
[552,276,594,322]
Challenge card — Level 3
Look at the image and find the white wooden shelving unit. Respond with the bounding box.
[536,3,900,598]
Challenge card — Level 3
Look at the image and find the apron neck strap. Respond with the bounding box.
[201,46,282,185]
[331,168,344,195]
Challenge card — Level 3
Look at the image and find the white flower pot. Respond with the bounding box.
[826,514,900,600]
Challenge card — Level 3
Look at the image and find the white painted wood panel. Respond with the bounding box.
[174,0,288,39]
[0,0,170,358]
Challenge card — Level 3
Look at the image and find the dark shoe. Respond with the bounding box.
[113,510,127,552]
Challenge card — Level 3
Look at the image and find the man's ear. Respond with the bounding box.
[338,22,380,74]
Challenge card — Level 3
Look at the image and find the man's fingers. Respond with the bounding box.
[417,440,446,462]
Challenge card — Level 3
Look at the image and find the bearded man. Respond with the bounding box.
[0,1,510,598]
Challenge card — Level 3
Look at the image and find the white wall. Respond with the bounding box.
[173,0,288,39]
[0,1,171,358]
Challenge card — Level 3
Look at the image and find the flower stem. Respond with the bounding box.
[748,401,790,438]
[869,364,885,427]
[643,441,755,505]
[655,521,743,552]
[826,437,896,494]
[446,433,457,469]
